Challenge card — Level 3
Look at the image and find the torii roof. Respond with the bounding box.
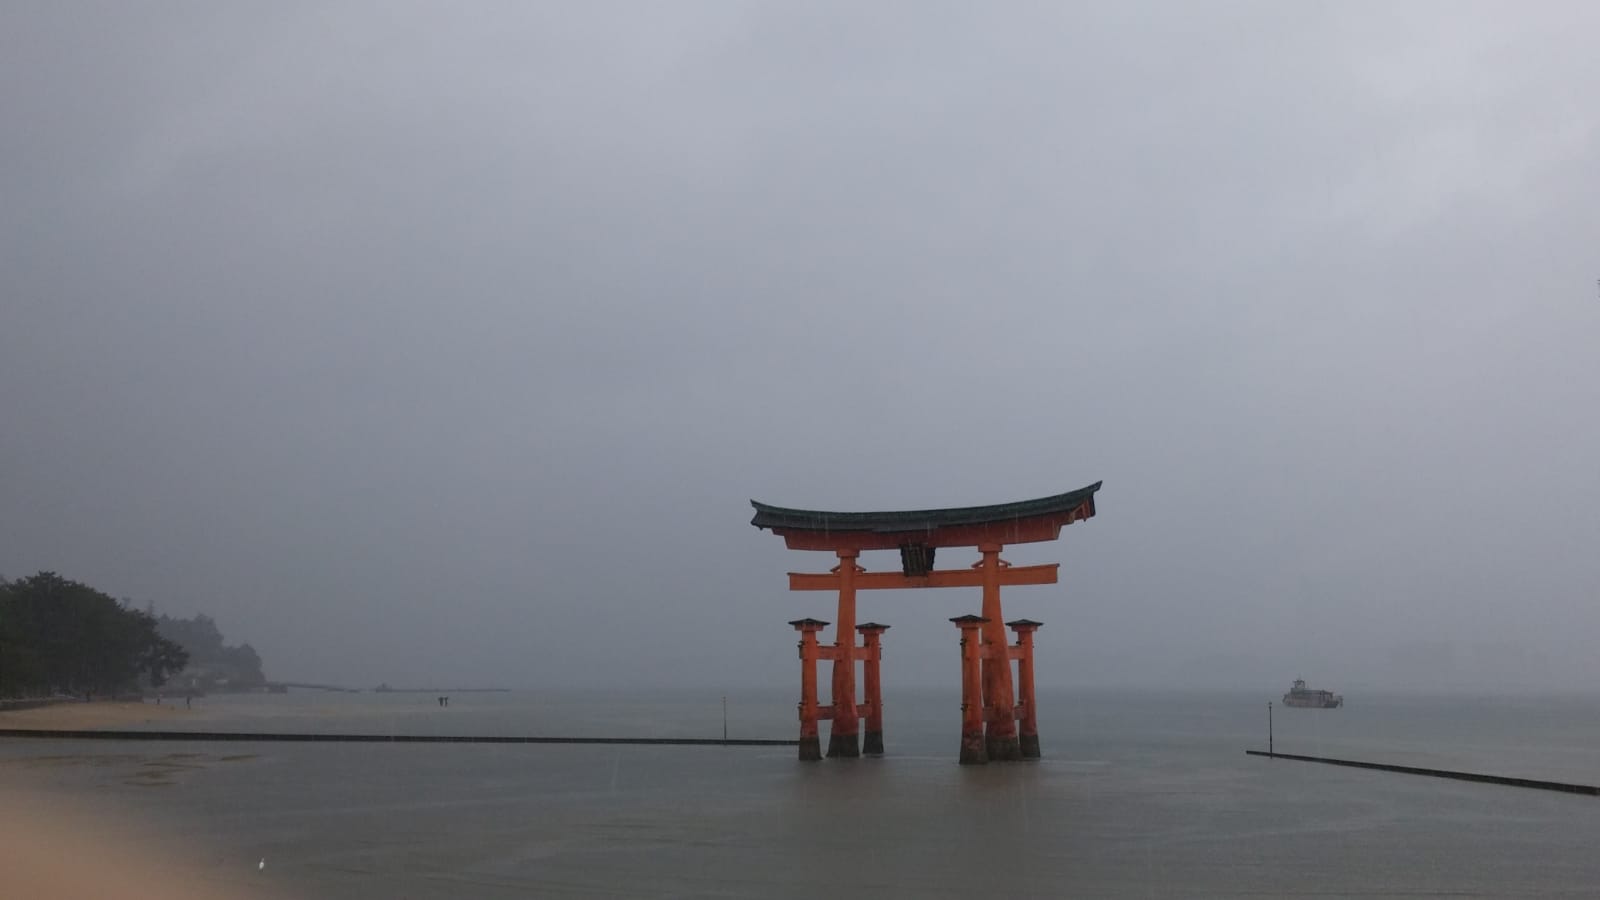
[750,482,1101,551]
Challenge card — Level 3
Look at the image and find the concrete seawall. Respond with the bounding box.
[1247,750,1598,796]
[0,728,796,747]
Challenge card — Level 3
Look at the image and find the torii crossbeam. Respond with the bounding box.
[751,482,1101,764]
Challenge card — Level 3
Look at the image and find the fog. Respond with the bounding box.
[3,2,1597,695]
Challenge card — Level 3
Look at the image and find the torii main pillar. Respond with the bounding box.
[976,542,1020,760]
[752,483,1101,764]
[827,549,861,757]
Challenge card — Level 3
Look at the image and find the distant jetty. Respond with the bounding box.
[373,684,510,694]
[267,682,361,694]
[247,682,513,694]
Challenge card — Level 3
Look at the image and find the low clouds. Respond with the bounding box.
[2,2,1597,691]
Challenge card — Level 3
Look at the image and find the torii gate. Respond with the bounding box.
[751,482,1101,764]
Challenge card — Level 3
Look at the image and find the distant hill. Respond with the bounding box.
[155,613,266,693]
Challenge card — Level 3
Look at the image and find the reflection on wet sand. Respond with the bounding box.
[1,789,281,900]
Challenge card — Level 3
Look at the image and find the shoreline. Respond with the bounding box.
[0,700,198,731]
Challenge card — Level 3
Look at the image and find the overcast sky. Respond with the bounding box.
[3,2,1597,694]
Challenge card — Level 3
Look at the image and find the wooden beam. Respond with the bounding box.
[982,645,1027,661]
[788,564,1058,592]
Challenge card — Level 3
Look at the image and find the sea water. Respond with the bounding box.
[4,688,1598,898]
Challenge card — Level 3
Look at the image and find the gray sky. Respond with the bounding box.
[3,2,1597,694]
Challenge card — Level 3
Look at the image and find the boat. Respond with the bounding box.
[1282,678,1343,708]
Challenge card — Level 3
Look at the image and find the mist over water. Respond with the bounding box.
[117,687,1600,784]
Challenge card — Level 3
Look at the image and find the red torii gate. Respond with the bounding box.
[751,482,1101,764]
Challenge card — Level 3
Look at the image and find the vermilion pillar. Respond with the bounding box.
[977,544,1021,761]
[1008,619,1042,759]
[790,618,828,761]
[952,615,988,765]
[828,550,861,758]
[857,623,889,756]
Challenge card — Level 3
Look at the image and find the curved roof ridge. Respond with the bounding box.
[750,482,1101,533]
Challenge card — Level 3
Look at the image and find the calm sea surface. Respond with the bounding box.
[5,688,1600,898]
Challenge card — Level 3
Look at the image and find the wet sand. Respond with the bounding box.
[0,700,197,730]
[1,790,276,900]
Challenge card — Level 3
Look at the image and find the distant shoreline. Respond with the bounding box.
[0,698,69,713]
[0,700,195,731]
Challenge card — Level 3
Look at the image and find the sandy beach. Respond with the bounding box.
[0,700,197,730]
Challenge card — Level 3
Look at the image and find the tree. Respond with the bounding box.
[0,572,188,698]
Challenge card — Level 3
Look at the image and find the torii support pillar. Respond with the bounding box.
[828,550,862,758]
[953,615,989,765]
[790,617,828,761]
[858,623,889,756]
[1008,619,1043,759]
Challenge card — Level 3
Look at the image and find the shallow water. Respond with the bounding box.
[4,688,1598,898]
